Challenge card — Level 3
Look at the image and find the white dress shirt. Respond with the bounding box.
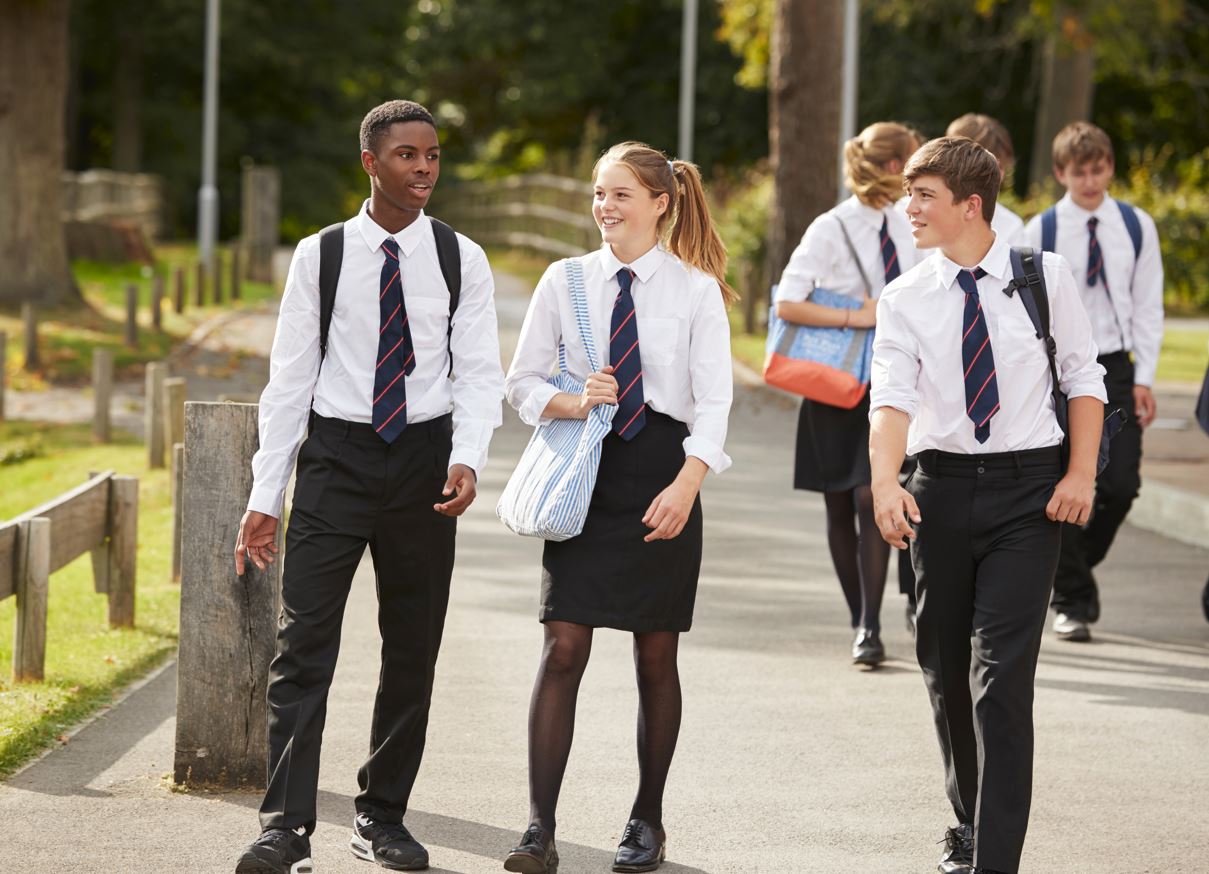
[870,232,1107,455]
[505,244,733,474]
[1022,193,1164,385]
[777,196,920,303]
[248,203,505,516]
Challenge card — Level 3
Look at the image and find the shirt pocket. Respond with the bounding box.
[991,305,1047,368]
[405,295,450,339]
[636,316,680,366]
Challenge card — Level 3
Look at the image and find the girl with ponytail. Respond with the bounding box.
[502,142,734,873]
[774,121,921,668]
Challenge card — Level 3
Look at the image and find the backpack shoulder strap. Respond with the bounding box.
[317,222,346,362]
[1009,246,1063,408]
[1040,207,1057,254]
[430,217,462,376]
[1115,200,1143,259]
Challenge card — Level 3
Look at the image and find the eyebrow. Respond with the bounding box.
[390,143,440,151]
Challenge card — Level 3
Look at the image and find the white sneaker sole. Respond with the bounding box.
[350,833,427,870]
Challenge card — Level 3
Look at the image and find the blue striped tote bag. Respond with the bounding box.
[496,258,617,540]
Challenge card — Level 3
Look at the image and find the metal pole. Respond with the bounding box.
[678,0,699,162]
[838,0,860,202]
[197,0,221,270]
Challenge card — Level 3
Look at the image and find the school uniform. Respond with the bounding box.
[871,232,1106,873]
[248,203,505,833]
[505,244,732,632]
[777,196,922,493]
[1023,194,1164,621]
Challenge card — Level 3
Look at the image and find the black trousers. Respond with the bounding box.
[259,413,456,834]
[1052,351,1142,620]
[908,447,1062,874]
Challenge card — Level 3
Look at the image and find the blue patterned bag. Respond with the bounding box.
[497,258,617,540]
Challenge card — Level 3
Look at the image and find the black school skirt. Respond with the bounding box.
[540,410,703,633]
[793,393,872,493]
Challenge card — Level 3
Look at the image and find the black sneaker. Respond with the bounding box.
[350,813,429,870]
[235,827,314,874]
[937,822,974,874]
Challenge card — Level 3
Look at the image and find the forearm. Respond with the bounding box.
[1065,395,1105,478]
[540,391,588,420]
[776,299,853,328]
[675,456,709,491]
[869,407,910,489]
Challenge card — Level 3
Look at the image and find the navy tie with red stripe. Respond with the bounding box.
[610,268,646,440]
[879,216,900,284]
[958,267,998,444]
[1086,216,1106,289]
[373,238,415,443]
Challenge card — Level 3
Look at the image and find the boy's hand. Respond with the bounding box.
[1133,385,1156,428]
[872,479,921,550]
[848,298,878,329]
[1046,472,1094,525]
[235,511,279,574]
[435,464,477,516]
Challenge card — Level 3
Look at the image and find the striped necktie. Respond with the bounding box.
[958,267,998,444]
[610,268,646,440]
[373,238,415,443]
[1086,216,1107,289]
[879,216,900,284]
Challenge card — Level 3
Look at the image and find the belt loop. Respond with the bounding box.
[1013,451,1023,476]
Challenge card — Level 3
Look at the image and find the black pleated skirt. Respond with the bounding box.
[793,393,872,493]
[540,410,703,633]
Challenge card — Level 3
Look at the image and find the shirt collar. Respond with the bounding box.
[600,242,668,284]
[1058,191,1115,222]
[937,231,1012,290]
[355,200,429,257]
[840,195,886,230]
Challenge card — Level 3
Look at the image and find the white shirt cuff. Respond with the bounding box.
[519,383,561,427]
[247,482,286,519]
[868,396,918,422]
[449,445,486,477]
[683,435,732,475]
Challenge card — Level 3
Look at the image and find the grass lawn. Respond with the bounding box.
[0,420,178,779]
[1,243,277,391]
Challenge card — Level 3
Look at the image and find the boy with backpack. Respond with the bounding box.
[870,136,1106,873]
[1023,121,1165,642]
[232,99,505,874]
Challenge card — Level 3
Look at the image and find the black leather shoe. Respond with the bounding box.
[852,628,885,666]
[612,819,666,873]
[938,822,974,873]
[350,813,428,870]
[1053,612,1091,642]
[504,825,558,873]
[905,602,917,637]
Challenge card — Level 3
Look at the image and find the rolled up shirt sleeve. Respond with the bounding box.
[682,279,733,474]
[506,262,564,426]
[447,241,505,475]
[775,216,837,303]
[1046,254,1108,402]
[248,236,322,517]
[869,289,922,420]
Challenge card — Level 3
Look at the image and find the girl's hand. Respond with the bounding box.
[848,298,878,329]
[580,366,619,416]
[642,477,699,542]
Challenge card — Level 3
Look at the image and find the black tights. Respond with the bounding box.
[526,621,681,834]
[822,485,890,632]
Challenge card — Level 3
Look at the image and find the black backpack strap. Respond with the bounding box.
[317,222,346,363]
[430,217,462,376]
[1008,246,1065,422]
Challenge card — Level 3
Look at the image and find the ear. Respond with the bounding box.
[361,149,377,177]
[965,193,983,222]
[1052,164,1066,186]
[654,191,669,216]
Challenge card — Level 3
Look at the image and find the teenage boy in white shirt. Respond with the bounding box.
[1023,121,1165,642]
[869,137,1106,874]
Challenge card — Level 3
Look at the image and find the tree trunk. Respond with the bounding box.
[1028,11,1096,193]
[767,0,844,287]
[0,0,76,305]
[111,14,143,172]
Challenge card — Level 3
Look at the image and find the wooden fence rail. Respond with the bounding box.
[435,173,598,259]
[0,470,138,682]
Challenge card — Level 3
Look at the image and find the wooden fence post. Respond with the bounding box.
[145,362,167,469]
[175,402,280,788]
[163,376,186,452]
[194,262,206,307]
[213,251,224,304]
[0,330,6,422]
[230,245,242,301]
[22,302,38,370]
[124,283,139,347]
[13,518,50,683]
[93,348,114,443]
[151,274,164,330]
[106,476,138,628]
[173,265,186,314]
[171,442,184,583]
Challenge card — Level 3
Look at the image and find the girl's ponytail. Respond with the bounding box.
[667,160,737,306]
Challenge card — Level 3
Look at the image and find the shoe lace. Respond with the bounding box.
[255,828,297,849]
[378,821,413,844]
[619,822,645,848]
[521,825,545,847]
[939,826,969,851]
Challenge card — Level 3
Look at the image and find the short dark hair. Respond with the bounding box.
[359,100,436,154]
[903,137,999,223]
[1052,121,1114,170]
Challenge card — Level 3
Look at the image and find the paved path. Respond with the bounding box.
[1,271,1207,873]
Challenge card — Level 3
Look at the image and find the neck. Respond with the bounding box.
[367,193,422,235]
[941,225,996,270]
[1073,192,1106,212]
[608,236,658,266]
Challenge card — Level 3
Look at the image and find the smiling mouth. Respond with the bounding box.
[600,217,622,228]
[408,182,431,194]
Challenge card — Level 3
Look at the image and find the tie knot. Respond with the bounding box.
[956,267,986,295]
[1087,216,1099,231]
[616,267,635,293]
[382,238,400,258]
